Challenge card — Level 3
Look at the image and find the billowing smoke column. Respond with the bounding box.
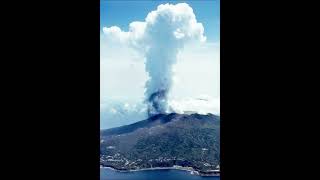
[103,3,206,116]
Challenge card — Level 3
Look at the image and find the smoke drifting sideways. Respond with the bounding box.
[103,3,206,117]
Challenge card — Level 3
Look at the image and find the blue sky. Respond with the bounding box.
[100,0,220,129]
[100,0,220,42]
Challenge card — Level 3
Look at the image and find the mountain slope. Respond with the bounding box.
[100,113,220,174]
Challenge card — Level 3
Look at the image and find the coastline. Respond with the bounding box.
[100,165,220,177]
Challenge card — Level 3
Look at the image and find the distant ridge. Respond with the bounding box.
[100,113,219,136]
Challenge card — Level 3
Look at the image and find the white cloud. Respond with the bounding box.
[169,96,220,115]
[100,100,148,129]
[103,3,206,50]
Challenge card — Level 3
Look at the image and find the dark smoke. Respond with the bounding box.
[147,90,168,116]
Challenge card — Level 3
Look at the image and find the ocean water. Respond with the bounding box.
[100,168,220,180]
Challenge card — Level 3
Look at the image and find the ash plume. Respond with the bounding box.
[103,3,206,116]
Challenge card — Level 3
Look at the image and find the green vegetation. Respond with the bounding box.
[100,113,220,174]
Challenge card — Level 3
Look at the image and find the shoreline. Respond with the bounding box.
[100,165,220,177]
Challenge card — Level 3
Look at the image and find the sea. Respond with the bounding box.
[100,168,220,180]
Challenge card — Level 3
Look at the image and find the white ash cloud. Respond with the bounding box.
[103,3,206,116]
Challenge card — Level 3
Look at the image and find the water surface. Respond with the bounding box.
[100,168,220,180]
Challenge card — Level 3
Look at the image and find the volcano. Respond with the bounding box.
[100,113,220,175]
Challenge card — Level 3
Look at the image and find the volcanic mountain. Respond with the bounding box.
[100,113,220,175]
